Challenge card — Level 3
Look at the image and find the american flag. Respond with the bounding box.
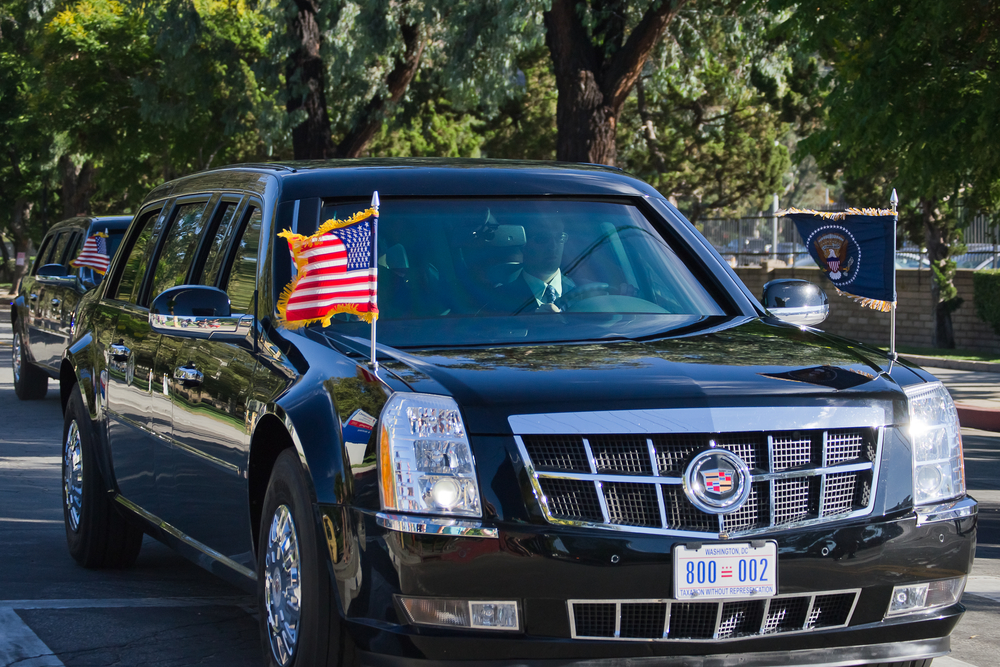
[70,233,110,275]
[277,208,378,328]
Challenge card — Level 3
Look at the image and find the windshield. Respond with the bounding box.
[279,198,728,347]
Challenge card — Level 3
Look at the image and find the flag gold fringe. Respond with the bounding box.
[276,207,379,329]
[834,287,894,312]
[776,207,896,219]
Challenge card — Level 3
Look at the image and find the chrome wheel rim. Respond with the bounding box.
[12,331,22,384]
[264,504,301,666]
[63,420,83,532]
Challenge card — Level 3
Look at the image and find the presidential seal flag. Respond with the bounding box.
[277,207,378,329]
[70,232,111,275]
[780,208,897,312]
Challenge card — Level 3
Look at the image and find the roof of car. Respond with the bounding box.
[46,215,133,235]
[144,158,665,203]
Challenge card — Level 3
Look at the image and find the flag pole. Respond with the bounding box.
[890,188,899,360]
[370,191,380,371]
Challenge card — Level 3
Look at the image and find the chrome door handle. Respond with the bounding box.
[174,366,204,385]
[109,343,131,360]
[51,298,61,307]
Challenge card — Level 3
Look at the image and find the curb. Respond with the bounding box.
[957,404,1000,433]
[900,354,1000,373]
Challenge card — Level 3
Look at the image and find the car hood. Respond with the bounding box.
[320,317,914,434]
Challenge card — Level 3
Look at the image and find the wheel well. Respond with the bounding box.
[248,414,295,554]
[59,360,77,414]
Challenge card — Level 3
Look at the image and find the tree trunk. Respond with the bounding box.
[921,198,956,348]
[59,156,96,219]
[287,0,335,160]
[334,18,425,158]
[9,198,33,294]
[544,0,685,166]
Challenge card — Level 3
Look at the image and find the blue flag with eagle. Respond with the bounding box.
[779,208,897,312]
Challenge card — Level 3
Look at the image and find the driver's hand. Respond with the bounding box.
[533,302,562,314]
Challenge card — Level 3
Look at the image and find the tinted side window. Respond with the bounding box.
[64,233,84,267]
[148,201,209,301]
[199,201,240,287]
[32,236,53,274]
[112,209,162,303]
[225,207,262,315]
[47,232,74,267]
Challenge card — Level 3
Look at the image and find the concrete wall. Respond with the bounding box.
[734,265,1000,354]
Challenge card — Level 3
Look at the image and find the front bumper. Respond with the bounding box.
[356,636,950,667]
[319,502,975,665]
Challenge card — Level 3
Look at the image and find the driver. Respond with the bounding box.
[483,217,575,314]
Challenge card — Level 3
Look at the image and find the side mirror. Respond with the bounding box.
[37,263,69,278]
[149,285,252,340]
[762,279,829,327]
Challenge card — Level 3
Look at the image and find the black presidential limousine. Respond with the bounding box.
[49,159,975,667]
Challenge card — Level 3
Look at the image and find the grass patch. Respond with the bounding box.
[888,345,999,363]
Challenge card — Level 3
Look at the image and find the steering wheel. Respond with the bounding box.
[556,282,611,310]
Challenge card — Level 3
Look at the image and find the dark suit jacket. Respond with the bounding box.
[480,272,575,315]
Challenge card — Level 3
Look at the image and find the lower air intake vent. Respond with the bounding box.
[569,590,859,641]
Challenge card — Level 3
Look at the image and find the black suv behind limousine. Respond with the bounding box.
[11,215,130,399]
[56,160,974,667]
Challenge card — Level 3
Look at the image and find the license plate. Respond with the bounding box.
[673,542,777,600]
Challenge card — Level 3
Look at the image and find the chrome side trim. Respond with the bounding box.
[375,512,498,538]
[914,496,978,525]
[115,495,256,580]
[509,406,888,436]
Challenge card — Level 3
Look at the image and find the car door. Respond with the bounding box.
[155,199,261,566]
[103,207,167,513]
[50,230,88,366]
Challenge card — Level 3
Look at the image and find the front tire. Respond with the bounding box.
[63,388,143,568]
[258,449,342,667]
[12,330,47,400]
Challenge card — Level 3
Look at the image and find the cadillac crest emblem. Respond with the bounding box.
[683,448,752,515]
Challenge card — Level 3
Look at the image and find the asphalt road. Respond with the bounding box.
[0,312,997,666]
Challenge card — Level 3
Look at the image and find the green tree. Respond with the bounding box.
[276,0,542,160]
[782,0,1000,347]
[37,0,278,212]
[618,6,813,220]
[0,0,54,288]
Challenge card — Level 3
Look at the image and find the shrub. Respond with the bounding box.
[973,270,1000,335]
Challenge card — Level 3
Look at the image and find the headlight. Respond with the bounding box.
[378,393,482,518]
[904,382,965,505]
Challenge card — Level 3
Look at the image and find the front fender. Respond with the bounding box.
[63,331,97,417]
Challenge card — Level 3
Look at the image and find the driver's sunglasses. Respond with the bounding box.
[528,232,569,245]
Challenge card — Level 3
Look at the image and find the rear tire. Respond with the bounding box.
[258,449,342,667]
[12,330,47,400]
[63,388,143,568]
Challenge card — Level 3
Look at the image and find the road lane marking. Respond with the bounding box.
[0,607,64,666]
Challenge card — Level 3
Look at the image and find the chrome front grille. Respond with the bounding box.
[568,590,860,641]
[514,412,883,537]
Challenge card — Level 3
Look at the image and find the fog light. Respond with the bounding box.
[887,577,966,617]
[399,597,520,631]
[470,602,518,629]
